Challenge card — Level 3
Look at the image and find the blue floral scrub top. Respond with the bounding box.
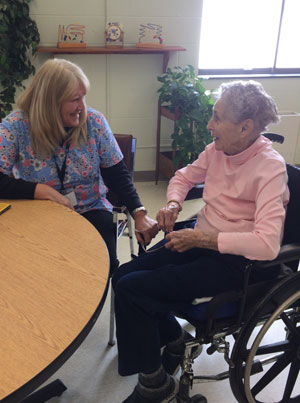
[0,107,123,213]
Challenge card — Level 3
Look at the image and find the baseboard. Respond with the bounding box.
[133,170,169,182]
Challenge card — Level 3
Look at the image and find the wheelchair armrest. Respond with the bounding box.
[185,184,204,201]
[254,243,300,268]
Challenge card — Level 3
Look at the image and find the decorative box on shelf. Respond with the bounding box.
[57,24,86,48]
[136,23,164,48]
[105,22,124,48]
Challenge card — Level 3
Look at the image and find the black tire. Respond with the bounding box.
[229,273,300,403]
[189,394,208,403]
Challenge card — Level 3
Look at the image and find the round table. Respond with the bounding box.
[0,200,109,402]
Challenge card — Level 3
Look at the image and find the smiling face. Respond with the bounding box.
[207,97,255,155]
[60,83,86,128]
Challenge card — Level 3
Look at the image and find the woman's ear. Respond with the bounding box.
[240,119,254,135]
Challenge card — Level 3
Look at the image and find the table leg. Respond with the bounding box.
[21,379,67,403]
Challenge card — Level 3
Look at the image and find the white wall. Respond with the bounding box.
[29,0,300,172]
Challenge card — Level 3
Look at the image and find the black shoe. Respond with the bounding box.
[161,331,201,376]
[122,377,177,403]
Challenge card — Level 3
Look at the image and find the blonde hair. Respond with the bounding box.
[17,58,90,157]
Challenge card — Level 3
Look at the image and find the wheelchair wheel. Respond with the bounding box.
[229,273,300,403]
[189,395,207,402]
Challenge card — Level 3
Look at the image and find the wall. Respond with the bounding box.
[29,0,202,173]
[29,0,300,173]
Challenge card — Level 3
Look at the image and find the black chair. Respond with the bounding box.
[263,132,285,144]
[106,134,136,346]
[170,162,300,403]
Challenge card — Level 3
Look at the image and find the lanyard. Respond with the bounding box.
[54,143,70,191]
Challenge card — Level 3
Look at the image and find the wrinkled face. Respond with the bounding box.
[60,83,86,128]
[207,97,245,155]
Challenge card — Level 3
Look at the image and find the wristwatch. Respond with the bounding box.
[131,206,147,218]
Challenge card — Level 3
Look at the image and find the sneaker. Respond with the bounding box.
[161,331,201,376]
[122,377,178,403]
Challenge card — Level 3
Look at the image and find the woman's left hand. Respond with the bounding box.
[165,228,219,252]
[134,211,159,245]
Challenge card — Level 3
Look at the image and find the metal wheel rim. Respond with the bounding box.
[244,290,300,403]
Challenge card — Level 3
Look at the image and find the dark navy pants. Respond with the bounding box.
[82,209,118,273]
[112,238,253,376]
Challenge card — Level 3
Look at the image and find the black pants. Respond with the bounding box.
[112,233,281,377]
[112,239,252,376]
[82,209,118,274]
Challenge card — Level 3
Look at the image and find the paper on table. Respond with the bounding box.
[0,203,11,215]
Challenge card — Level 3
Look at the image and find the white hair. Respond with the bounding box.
[216,80,279,132]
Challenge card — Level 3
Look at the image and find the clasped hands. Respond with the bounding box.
[156,202,198,252]
[155,202,219,252]
[134,201,180,247]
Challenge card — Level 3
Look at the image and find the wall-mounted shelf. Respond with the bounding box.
[37,45,186,73]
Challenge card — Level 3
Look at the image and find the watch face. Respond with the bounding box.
[107,25,121,41]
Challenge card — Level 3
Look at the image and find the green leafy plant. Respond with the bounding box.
[0,0,40,119]
[157,65,214,168]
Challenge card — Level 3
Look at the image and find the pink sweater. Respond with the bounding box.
[167,136,289,261]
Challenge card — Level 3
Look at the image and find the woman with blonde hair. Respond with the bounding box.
[0,58,158,271]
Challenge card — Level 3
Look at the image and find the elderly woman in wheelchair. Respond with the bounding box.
[112,80,300,403]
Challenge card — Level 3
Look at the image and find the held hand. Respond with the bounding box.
[156,202,180,233]
[165,228,219,253]
[34,184,74,210]
[134,211,159,246]
[165,229,197,252]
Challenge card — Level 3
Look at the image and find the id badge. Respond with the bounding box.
[65,191,78,206]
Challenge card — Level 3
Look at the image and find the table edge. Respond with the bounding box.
[2,279,110,403]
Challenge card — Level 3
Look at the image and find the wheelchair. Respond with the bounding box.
[172,163,300,403]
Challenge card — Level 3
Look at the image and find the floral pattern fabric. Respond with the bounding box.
[0,107,123,213]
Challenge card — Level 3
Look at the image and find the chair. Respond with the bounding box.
[169,162,300,403]
[107,133,136,260]
[106,133,136,346]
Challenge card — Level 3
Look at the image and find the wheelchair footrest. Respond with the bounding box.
[193,370,229,383]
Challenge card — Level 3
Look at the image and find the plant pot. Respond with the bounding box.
[159,151,175,179]
[160,105,181,121]
[158,151,204,199]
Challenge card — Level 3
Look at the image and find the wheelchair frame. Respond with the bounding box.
[175,269,300,403]
[172,162,300,403]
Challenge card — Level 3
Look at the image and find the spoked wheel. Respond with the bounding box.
[229,273,300,403]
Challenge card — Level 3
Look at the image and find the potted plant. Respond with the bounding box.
[157,65,214,172]
[0,0,40,120]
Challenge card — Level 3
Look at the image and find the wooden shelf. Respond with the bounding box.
[160,105,181,120]
[37,45,186,73]
[156,104,180,182]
